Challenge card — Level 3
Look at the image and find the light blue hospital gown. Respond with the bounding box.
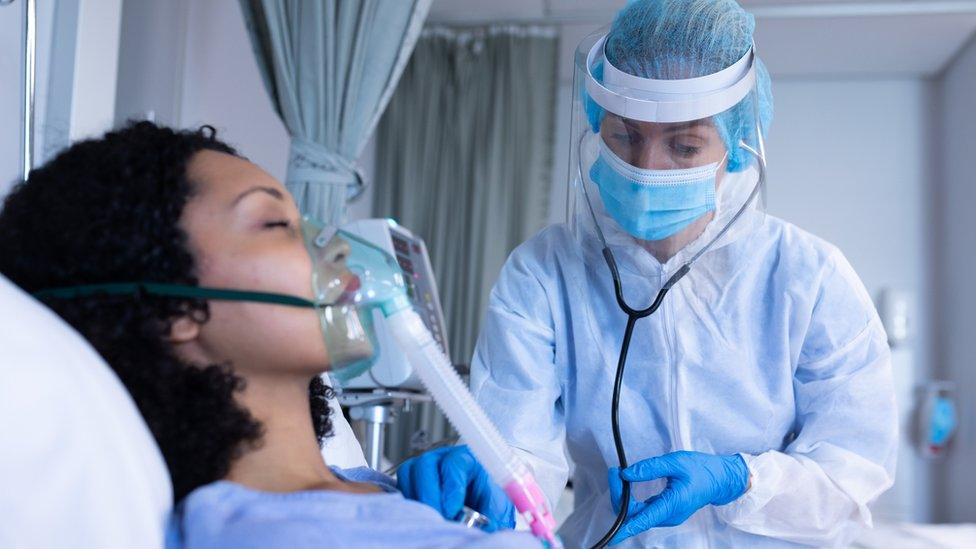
[168,466,538,548]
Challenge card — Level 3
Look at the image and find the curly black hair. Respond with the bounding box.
[0,121,334,501]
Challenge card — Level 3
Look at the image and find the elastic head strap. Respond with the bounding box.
[33,282,316,308]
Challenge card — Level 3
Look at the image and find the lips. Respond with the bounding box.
[336,274,361,304]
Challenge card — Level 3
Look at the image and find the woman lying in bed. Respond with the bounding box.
[0,122,534,549]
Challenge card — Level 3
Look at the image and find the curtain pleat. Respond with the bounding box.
[239,0,432,224]
[374,26,560,366]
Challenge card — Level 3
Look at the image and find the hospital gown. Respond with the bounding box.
[168,466,538,548]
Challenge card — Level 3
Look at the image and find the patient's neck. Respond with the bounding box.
[224,374,349,493]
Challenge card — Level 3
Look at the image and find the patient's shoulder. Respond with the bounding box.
[173,480,538,548]
[330,465,397,492]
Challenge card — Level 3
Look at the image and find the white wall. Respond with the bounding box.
[935,34,976,524]
[0,1,25,195]
[116,0,291,181]
[115,0,188,128]
[1,0,119,200]
[178,0,290,181]
[69,0,122,142]
[767,79,934,522]
[114,0,376,221]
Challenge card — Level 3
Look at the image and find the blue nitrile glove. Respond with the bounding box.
[396,445,516,532]
[607,451,750,544]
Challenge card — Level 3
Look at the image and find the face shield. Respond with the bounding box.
[569,28,768,265]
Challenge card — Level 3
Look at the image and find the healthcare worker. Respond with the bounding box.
[469,0,898,547]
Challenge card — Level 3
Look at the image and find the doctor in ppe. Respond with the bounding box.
[469,0,898,547]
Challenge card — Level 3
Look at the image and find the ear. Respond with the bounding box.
[165,315,201,344]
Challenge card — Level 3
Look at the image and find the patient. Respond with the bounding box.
[0,123,534,548]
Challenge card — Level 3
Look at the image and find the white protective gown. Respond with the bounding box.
[470,183,898,547]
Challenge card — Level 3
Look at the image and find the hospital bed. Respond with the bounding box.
[0,274,366,548]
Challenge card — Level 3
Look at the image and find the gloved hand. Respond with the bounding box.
[607,451,750,544]
[396,445,515,532]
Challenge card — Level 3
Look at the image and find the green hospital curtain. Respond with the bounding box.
[374,26,560,365]
[239,0,432,225]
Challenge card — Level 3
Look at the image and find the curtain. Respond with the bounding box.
[374,26,560,366]
[238,0,432,224]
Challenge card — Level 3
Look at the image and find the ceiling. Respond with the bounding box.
[427,0,976,79]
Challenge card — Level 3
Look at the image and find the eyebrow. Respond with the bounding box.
[661,120,709,133]
[618,118,710,134]
[232,186,285,206]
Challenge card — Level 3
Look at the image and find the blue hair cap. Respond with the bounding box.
[587,0,773,172]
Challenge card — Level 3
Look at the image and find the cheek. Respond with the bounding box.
[199,242,313,299]
[205,301,328,369]
[193,243,327,369]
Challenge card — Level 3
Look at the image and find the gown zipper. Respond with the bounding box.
[662,273,682,452]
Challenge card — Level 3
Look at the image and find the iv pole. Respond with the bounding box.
[3,0,36,179]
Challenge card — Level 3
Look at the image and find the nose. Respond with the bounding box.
[633,141,674,170]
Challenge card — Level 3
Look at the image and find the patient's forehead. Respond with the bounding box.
[186,150,285,200]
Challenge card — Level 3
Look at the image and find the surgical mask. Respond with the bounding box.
[32,217,410,384]
[588,138,722,241]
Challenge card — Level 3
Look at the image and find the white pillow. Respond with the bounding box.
[321,377,368,469]
[0,275,172,549]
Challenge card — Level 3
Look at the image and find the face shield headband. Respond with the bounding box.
[584,34,758,124]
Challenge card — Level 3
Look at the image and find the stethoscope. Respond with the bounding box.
[578,122,767,549]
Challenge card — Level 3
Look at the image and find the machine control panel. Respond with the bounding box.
[338,219,450,390]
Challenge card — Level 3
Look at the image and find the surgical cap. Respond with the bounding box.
[587,0,774,173]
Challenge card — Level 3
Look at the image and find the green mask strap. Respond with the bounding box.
[33,282,317,308]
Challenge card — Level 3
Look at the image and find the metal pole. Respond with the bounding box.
[22,0,36,179]
[364,416,386,470]
[359,404,393,470]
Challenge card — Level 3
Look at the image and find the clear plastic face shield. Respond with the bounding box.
[569,29,767,264]
[568,27,771,547]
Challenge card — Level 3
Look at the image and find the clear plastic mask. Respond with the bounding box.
[302,217,410,383]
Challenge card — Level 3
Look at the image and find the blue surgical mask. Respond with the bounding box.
[589,139,722,241]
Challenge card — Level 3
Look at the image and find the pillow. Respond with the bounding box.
[0,275,172,549]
